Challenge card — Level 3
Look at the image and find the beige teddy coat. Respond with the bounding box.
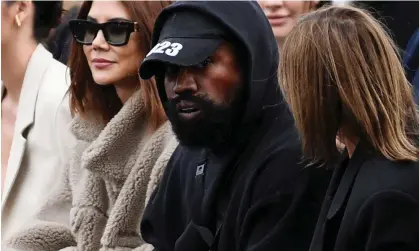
[6,90,178,251]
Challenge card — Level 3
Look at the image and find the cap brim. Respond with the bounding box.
[139,37,223,80]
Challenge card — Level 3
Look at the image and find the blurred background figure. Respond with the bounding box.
[258,0,330,50]
[47,2,81,64]
[1,1,75,249]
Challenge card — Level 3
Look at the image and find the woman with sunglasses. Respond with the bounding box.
[5,1,178,251]
[279,5,419,251]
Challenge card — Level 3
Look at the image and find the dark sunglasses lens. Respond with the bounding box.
[84,23,98,43]
[70,21,98,44]
[105,22,129,45]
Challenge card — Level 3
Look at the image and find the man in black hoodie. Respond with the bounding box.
[139,1,331,251]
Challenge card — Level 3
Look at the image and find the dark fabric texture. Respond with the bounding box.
[309,142,419,251]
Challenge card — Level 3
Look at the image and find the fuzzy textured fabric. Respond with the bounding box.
[6,90,178,251]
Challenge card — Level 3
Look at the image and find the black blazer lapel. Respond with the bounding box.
[326,141,372,220]
[309,152,347,251]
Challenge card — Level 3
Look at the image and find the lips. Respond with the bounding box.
[92,58,115,69]
[266,15,289,26]
[179,107,199,113]
[176,101,202,120]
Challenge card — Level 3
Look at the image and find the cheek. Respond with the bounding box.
[257,1,267,9]
[113,40,143,78]
[164,77,176,98]
[272,3,310,40]
[1,23,8,45]
[272,25,295,40]
[89,45,142,85]
[203,64,241,103]
[1,16,13,45]
[82,45,90,61]
[285,2,312,15]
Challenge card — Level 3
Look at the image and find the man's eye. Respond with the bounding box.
[195,58,212,69]
[166,65,180,76]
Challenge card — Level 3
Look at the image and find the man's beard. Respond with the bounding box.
[167,93,241,149]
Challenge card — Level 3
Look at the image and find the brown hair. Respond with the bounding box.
[279,5,419,163]
[68,1,171,130]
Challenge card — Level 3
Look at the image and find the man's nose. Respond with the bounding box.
[173,68,198,95]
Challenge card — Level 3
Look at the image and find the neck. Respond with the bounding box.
[1,39,38,102]
[340,135,360,158]
[277,38,284,52]
[114,76,140,104]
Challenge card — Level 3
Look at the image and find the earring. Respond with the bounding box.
[15,15,21,27]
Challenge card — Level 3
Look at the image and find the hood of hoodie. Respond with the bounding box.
[148,1,281,126]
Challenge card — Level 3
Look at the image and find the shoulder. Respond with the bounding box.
[248,113,334,197]
[141,121,179,162]
[39,59,75,158]
[254,152,331,198]
[359,157,419,192]
[35,56,70,113]
[236,108,331,200]
[149,121,178,146]
[40,57,71,99]
[145,123,179,204]
[139,122,179,167]
[355,157,419,201]
[361,189,419,210]
[145,121,179,168]
[353,189,419,245]
[34,56,72,124]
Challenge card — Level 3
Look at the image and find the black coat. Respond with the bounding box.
[309,141,419,251]
[140,1,332,251]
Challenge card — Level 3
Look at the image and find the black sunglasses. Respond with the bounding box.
[69,19,140,46]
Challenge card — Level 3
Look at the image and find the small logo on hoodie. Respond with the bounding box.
[196,163,205,176]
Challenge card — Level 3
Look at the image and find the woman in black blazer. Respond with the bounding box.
[278,5,419,251]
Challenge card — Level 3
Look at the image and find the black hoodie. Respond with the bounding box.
[140,2,332,251]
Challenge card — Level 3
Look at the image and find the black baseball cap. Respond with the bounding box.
[139,11,227,80]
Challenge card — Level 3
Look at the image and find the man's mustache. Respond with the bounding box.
[168,94,212,108]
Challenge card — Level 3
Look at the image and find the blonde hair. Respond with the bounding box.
[279,5,419,163]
